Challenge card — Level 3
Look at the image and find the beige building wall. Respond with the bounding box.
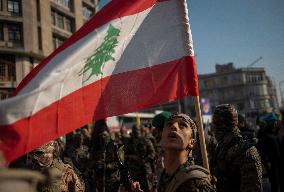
[40,0,53,56]
[74,0,84,30]
[22,0,37,53]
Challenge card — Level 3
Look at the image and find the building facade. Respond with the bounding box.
[196,63,278,115]
[0,0,98,99]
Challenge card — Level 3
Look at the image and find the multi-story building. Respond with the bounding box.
[195,63,278,115]
[0,0,98,99]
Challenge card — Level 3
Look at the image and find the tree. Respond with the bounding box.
[79,24,120,82]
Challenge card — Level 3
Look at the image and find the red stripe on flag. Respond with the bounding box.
[1,56,198,162]
[13,0,158,96]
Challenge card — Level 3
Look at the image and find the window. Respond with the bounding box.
[7,0,21,16]
[53,35,66,50]
[0,0,3,11]
[0,23,3,40]
[0,92,10,100]
[38,27,42,50]
[53,0,71,10]
[51,10,74,32]
[0,90,12,100]
[0,55,16,82]
[65,17,72,32]
[56,13,64,29]
[36,0,41,21]
[7,24,21,43]
[83,6,93,20]
[63,0,71,9]
[51,10,56,25]
[53,36,57,50]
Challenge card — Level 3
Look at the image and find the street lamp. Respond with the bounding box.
[279,80,284,107]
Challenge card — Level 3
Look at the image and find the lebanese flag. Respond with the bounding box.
[0,0,198,162]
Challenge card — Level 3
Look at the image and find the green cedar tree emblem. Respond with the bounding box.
[79,24,120,82]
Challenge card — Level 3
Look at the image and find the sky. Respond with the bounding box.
[99,0,284,100]
[188,0,284,94]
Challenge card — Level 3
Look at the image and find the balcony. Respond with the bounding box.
[0,79,17,88]
[0,41,23,49]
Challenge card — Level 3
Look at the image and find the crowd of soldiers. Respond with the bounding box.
[1,104,284,192]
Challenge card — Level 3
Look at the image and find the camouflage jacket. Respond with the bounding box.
[92,140,120,192]
[213,131,262,192]
[158,162,215,192]
[125,136,156,192]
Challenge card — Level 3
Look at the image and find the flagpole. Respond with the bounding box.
[194,96,209,170]
[179,0,209,170]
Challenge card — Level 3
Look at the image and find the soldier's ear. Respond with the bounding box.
[186,139,195,150]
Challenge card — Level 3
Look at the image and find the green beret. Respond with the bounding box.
[152,111,172,129]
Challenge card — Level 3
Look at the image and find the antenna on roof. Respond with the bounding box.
[247,57,263,67]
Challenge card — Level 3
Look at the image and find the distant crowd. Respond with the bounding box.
[1,104,284,192]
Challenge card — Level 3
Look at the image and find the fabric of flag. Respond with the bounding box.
[0,0,198,162]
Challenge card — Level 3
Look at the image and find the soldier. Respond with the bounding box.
[156,113,214,192]
[91,119,120,192]
[212,104,262,192]
[125,113,215,192]
[28,141,84,192]
[257,112,281,192]
[124,125,156,192]
[124,113,214,192]
[238,114,257,142]
[65,132,92,192]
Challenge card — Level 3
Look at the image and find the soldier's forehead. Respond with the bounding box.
[168,117,188,122]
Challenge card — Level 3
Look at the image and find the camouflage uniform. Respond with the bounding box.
[158,157,214,192]
[64,132,91,191]
[28,141,84,192]
[125,125,156,192]
[92,140,120,192]
[91,120,120,192]
[212,104,262,192]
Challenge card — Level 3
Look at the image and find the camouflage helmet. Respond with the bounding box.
[36,141,57,153]
[34,141,61,158]
[213,104,238,130]
[166,113,197,139]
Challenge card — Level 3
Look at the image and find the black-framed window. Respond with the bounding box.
[7,24,21,43]
[7,0,21,16]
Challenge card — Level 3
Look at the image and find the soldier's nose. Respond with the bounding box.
[170,122,178,131]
